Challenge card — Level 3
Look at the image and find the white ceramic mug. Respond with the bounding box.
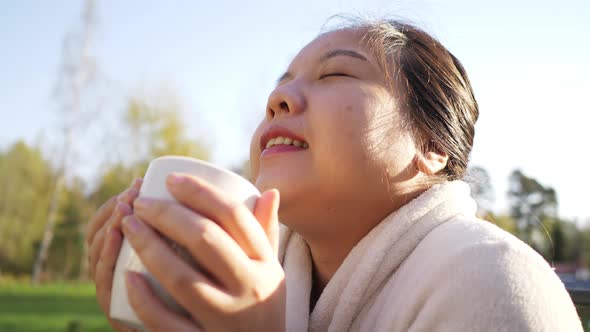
[109,156,260,330]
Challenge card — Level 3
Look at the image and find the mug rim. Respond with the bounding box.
[150,155,259,194]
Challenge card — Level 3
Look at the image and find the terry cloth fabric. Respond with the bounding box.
[278,181,582,332]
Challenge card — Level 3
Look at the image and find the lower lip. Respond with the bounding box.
[261,145,306,157]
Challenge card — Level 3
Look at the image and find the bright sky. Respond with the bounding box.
[1,0,589,221]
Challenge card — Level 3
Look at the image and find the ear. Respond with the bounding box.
[415,150,449,175]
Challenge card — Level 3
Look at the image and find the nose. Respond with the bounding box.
[266,80,306,119]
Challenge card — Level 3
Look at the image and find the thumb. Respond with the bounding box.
[253,189,280,257]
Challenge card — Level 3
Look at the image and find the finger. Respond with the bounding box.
[87,195,117,247]
[87,178,140,247]
[90,202,132,279]
[253,189,281,257]
[117,183,140,206]
[89,226,107,280]
[106,178,141,231]
[95,227,123,313]
[163,174,272,260]
[125,271,200,332]
[131,177,143,191]
[133,199,250,290]
[112,201,133,230]
[122,215,229,318]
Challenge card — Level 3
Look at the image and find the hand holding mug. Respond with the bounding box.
[109,156,285,331]
[86,178,143,332]
[121,174,285,331]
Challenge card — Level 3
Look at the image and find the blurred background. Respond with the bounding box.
[1,0,589,331]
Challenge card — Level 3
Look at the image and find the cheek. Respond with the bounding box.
[313,89,387,157]
[310,105,374,179]
[310,87,403,181]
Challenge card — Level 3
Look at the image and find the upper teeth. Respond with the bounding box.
[266,136,308,149]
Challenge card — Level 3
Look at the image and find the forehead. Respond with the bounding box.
[291,28,373,64]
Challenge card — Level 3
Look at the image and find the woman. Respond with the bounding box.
[86,19,582,331]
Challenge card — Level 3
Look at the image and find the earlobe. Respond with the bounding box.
[414,151,449,175]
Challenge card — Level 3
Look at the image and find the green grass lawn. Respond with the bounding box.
[2,280,588,331]
[0,281,113,332]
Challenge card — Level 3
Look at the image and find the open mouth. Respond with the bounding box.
[260,126,309,155]
[265,136,308,149]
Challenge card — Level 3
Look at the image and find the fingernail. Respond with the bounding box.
[123,215,143,234]
[167,173,186,185]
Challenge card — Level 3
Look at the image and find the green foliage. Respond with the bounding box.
[485,213,518,235]
[90,91,212,207]
[580,225,590,268]
[124,94,209,162]
[545,218,582,263]
[508,169,558,245]
[45,179,94,280]
[91,91,211,207]
[0,141,56,273]
[506,169,584,262]
[90,163,140,208]
[552,219,567,262]
[1,88,212,280]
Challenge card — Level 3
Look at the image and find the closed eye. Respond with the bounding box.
[319,73,352,79]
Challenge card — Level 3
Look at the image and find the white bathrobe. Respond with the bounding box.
[278,181,582,331]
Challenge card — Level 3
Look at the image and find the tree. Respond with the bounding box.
[580,224,590,268]
[93,88,210,197]
[508,170,558,242]
[123,91,210,165]
[551,219,567,262]
[547,218,582,263]
[32,0,100,284]
[90,163,139,208]
[0,141,55,274]
[506,169,574,261]
[83,90,211,278]
[45,178,93,280]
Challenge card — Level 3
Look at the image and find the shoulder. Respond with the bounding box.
[420,215,547,268]
[405,216,581,331]
[410,216,558,293]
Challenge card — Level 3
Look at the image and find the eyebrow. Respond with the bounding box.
[276,49,369,85]
[320,49,368,63]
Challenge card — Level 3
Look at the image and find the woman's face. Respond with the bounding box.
[250,28,420,233]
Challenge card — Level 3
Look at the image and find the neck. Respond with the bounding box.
[302,206,393,309]
[298,190,425,308]
[278,179,427,309]
[308,237,350,291]
[307,235,351,311]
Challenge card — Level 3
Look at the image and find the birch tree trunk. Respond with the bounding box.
[32,0,98,284]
